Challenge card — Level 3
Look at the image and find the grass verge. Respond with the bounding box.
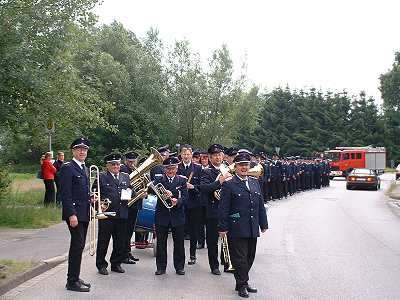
[0,183,61,229]
[0,259,38,284]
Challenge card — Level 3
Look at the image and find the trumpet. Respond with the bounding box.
[221,233,235,271]
[88,165,116,256]
[148,181,175,209]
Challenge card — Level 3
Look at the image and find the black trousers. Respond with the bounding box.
[188,207,203,258]
[198,206,206,246]
[66,220,88,283]
[230,237,257,289]
[96,218,126,269]
[125,207,138,258]
[43,179,55,205]
[155,224,185,271]
[206,218,219,270]
[55,179,61,204]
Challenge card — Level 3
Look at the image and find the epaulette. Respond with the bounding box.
[193,162,202,166]
[178,174,188,179]
[64,162,71,165]
[120,171,129,175]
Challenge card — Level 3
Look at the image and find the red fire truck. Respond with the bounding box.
[324,146,386,178]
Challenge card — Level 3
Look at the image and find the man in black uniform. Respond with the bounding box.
[120,151,140,263]
[153,156,188,275]
[59,137,91,292]
[177,144,203,265]
[150,145,170,181]
[96,153,133,275]
[218,152,268,298]
[200,143,233,275]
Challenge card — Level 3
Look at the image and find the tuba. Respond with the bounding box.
[128,147,163,207]
[88,165,116,256]
[247,163,264,178]
[213,163,235,200]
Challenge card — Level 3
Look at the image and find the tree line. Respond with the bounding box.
[0,0,399,167]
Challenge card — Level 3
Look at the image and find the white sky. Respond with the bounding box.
[94,0,400,103]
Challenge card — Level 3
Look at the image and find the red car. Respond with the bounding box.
[346,168,381,190]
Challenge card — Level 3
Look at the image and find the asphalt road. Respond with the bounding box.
[3,174,400,300]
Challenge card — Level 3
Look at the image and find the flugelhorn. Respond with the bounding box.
[88,165,116,256]
[148,181,175,209]
[128,147,163,207]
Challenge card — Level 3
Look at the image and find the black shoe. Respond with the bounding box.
[111,265,125,273]
[155,269,166,275]
[79,279,91,288]
[66,281,90,292]
[122,258,136,264]
[184,234,190,240]
[196,243,204,249]
[188,257,196,265]
[211,268,221,275]
[129,254,139,262]
[246,285,257,293]
[176,269,185,275]
[238,286,249,298]
[98,267,109,275]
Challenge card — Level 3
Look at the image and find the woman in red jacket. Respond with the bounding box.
[41,152,57,205]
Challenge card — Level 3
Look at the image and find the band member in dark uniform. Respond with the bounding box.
[53,151,64,204]
[96,153,133,275]
[218,152,268,298]
[200,143,232,275]
[177,144,202,265]
[60,137,92,292]
[120,151,140,263]
[153,157,189,275]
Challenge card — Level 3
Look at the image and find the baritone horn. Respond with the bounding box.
[247,163,264,178]
[89,165,116,256]
[128,147,163,207]
[214,163,235,200]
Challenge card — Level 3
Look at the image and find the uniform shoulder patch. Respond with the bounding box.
[120,171,129,175]
[178,174,188,179]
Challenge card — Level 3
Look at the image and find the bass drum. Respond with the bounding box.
[135,194,157,232]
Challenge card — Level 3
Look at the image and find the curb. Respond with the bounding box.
[0,255,67,296]
[0,240,93,297]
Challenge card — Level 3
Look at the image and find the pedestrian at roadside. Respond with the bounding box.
[41,152,57,205]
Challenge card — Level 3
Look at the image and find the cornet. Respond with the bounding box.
[88,165,116,256]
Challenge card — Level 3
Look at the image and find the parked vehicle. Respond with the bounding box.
[324,146,386,179]
[346,168,381,190]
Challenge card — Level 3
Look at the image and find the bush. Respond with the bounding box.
[0,166,11,200]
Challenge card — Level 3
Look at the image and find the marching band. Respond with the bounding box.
[60,137,330,297]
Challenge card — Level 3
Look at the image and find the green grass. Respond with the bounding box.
[9,173,36,181]
[0,259,38,283]
[0,187,61,229]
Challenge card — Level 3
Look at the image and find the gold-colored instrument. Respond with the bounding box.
[247,163,264,178]
[214,163,235,200]
[128,147,163,207]
[88,165,116,256]
[148,181,175,209]
[221,233,235,271]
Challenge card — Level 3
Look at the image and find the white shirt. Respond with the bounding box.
[73,158,85,169]
[236,174,250,190]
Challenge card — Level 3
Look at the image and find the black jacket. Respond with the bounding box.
[59,160,90,222]
[218,175,268,238]
[177,162,203,209]
[153,174,188,227]
[200,165,222,219]
[98,171,131,219]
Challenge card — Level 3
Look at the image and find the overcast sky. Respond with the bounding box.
[94,0,400,103]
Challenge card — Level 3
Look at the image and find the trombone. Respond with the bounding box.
[88,165,116,256]
[221,233,235,271]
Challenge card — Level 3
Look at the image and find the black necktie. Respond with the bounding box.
[169,177,173,183]
[114,174,119,184]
